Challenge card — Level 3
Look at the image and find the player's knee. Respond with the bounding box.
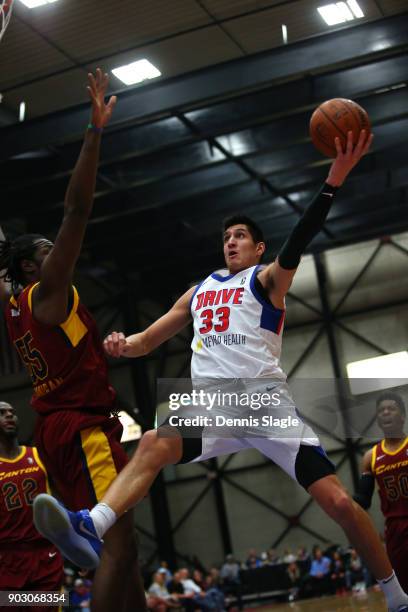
[133,429,179,469]
[328,490,356,524]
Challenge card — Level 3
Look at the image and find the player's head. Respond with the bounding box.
[223,215,266,273]
[0,402,18,440]
[0,234,53,293]
[376,392,406,436]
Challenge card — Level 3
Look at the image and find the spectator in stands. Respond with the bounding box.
[304,547,331,598]
[70,579,91,612]
[220,555,242,610]
[297,547,310,562]
[286,562,301,602]
[245,548,262,569]
[204,573,226,611]
[209,567,222,588]
[148,572,179,610]
[167,571,195,612]
[220,555,240,582]
[193,569,206,590]
[330,551,347,596]
[62,567,75,603]
[157,561,172,583]
[264,547,280,565]
[345,548,370,591]
[179,567,213,611]
[282,549,297,564]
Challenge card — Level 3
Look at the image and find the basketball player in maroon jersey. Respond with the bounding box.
[0,401,63,610]
[0,70,146,611]
[354,392,408,592]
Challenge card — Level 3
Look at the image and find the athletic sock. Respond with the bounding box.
[89,503,117,539]
[378,571,408,611]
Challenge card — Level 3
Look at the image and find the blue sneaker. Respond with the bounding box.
[33,494,102,569]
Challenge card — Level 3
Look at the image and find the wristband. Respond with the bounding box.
[87,123,103,133]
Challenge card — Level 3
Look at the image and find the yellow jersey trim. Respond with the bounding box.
[32,447,51,494]
[371,445,377,472]
[9,295,17,308]
[381,437,408,456]
[59,287,88,347]
[27,283,40,313]
[0,446,26,463]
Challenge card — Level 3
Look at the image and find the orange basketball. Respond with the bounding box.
[310,98,371,158]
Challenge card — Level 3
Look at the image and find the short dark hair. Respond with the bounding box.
[223,215,265,245]
[376,392,406,417]
[0,234,46,293]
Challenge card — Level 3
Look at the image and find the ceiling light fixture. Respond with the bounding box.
[19,0,58,8]
[112,59,161,86]
[347,351,408,395]
[318,1,364,26]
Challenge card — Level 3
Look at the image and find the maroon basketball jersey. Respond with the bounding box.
[372,437,408,521]
[5,283,116,415]
[0,446,49,545]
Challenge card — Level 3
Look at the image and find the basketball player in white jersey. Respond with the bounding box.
[33,130,408,612]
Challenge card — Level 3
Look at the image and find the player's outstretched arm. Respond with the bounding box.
[104,286,196,358]
[353,448,375,510]
[33,69,117,326]
[258,130,373,306]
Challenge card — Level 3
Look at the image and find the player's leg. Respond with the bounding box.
[308,474,393,579]
[251,436,408,611]
[101,428,183,516]
[75,421,148,612]
[35,413,148,611]
[34,428,245,573]
[91,511,145,612]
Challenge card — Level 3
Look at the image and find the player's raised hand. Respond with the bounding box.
[327,129,374,187]
[87,68,117,129]
[103,331,129,358]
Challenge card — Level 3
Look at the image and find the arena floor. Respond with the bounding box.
[249,589,386,611]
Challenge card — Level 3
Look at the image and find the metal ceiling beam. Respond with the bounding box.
[1,15,407,160]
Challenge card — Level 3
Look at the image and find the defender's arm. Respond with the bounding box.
[33,69,117,326]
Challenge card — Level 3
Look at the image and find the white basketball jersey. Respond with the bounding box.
[190,265,286,380]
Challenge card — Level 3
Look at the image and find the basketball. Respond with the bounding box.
[310,98,371,158]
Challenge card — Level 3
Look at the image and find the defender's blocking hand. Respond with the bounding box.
[87,68,117,129]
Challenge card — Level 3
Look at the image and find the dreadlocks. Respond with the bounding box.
[0,234,47,294]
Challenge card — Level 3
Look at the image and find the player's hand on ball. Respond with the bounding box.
[327,129,373,187]
[103,331,129,358]
[87,67,117,129]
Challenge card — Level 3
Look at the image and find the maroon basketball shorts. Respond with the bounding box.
[35,409,129,510]
[386,518,408,593]
[0,540,63,612]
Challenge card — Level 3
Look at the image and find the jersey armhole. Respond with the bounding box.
[59,286,88,347]
[189,280,204,310]
[32,447,51,494]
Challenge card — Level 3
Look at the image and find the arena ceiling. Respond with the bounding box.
[1,0,408,295]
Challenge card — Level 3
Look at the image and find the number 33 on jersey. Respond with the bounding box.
[190,265,286,379]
